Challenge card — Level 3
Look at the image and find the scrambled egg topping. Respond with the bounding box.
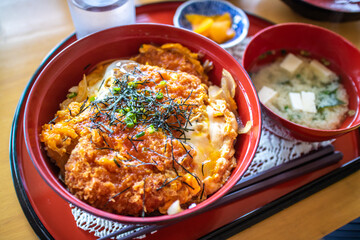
[40,44,239,216]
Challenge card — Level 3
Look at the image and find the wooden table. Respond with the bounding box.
[1,0,360,239]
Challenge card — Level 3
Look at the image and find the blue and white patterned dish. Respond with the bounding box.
[173,0,249,48]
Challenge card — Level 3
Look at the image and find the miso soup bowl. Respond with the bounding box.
[24,24,261,224]
[243,23,360,142]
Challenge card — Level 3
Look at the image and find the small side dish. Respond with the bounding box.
[185,12,236,44]
[173,0,249,48]
[251,52,352,130]
[40,43,243,216]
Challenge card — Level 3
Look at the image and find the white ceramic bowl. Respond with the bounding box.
[173,0,249,48]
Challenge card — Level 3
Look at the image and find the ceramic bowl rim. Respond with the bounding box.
[173,0,250,48]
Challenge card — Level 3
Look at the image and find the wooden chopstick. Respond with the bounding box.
[233,145,335,191]
[99,145,341,240]
[209,150,342,210]
[201,155,360,240]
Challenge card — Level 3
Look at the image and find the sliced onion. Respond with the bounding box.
[221,69,236,98]
[167,200,183,215]
[238,120,252,134]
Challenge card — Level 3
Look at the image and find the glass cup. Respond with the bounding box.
[67,0,136,39]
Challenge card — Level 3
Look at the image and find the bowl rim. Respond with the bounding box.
[172,0,249,48]
[242,22,360,141]
[23,23,262,224]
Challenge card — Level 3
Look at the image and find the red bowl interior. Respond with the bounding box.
[242,23,360,142]
[24,23,261,224]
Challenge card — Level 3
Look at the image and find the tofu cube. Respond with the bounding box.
[301,91,317,113]
[280,53,304,74]
[309,59,336,83]
[289,92,303,110]
[258,86,277,104]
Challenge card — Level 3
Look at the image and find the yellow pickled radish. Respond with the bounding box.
[193,17,214,35]
[185,12,235,44]
[209,20,234,44]
[215,12,232,22]
[185,14,208,25]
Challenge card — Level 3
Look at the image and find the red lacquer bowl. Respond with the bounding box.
[282,0,360,22]
[23,23,261,224]
[243,23,360,142]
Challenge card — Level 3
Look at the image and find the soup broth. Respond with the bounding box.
[250,51,353,130]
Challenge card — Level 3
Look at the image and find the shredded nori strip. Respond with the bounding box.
[71,61,205,209]
[67,107,73,117]
[125,151,157,167]
[156,176,180,191]
[201,162,205,177]
[200,183,205,200]
[143,147,170,160]
[105,186,131,207]
[113,158,121,168]
[182,181,195,190]
[48,116,58,124]
[141,179,147,217]
[127,136,139,152]
[96,147,114,151]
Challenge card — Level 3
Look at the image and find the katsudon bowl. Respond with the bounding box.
[243,23,360,142]
[24,23,261,224]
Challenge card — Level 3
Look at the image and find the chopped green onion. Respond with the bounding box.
[156,92,164,100]
[300,50,310,57]
[159,80,167,86]
[280,80,291,85]
[125,112,137,123]
[348,110,356,116]
[126,122,135,128]
[147,124,156,134]
[124,111,137,128]
[126,112,136,119]
[67,92,78,99]
[113,87,121,93]
[128,82,137,88]
[89,96,96,102]
[321,58,330,66]
[258,53,267,60]
[116,109,125,115]
[113,158,121,168]
[135,131,145,138]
